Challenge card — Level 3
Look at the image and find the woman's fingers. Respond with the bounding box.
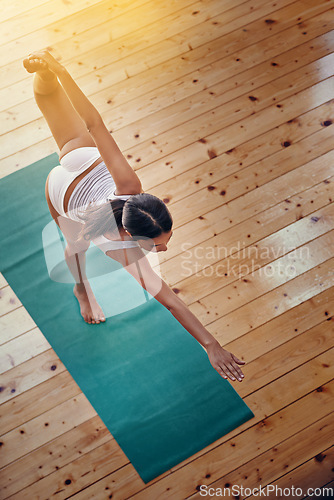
[218,365,234,381]
[229,363,244,381]
[219,362,244,382]
[232,353,246,365]
[217,367,228,379]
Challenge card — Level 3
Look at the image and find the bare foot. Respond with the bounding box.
[73,283,106,324]
[23,57,49,74]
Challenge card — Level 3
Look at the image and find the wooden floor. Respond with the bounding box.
[1,0,334,498]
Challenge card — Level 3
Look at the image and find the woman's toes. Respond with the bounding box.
[23,58,34,72]
[23,57,48,73]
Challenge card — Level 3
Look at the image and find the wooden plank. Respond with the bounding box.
[0,274,7,288]
[131,77,334,183]
[255,447,334,499]
[0,417,112,500]
[189,413,334,500]
[6,436,129,500]
[150,101,334,210]
[208,258,334,344]
[0,0,147,44]
[0,0,50,24]
[0,0,222,67]
[218,288,334,379]
[188,230,334,324]
[0,349,64,405]
[0,393,96,468]
[2,1,329,99]
[153,125,332,267]
[169,149,334,232]
[239,318,334,394]
[0,371,80,435]
[0,287,21,317]
[109,53,334,147]
[303,480,334,500]
[0,307,36,345]
[0,328,50,374]
[81,28,334,126]
[169,204,334,304]
[157,164,333,267]
[0,137,57,179]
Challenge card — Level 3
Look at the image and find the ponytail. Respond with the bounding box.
[78,198,125,241]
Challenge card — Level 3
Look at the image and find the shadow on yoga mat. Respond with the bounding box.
[0,154,255,483]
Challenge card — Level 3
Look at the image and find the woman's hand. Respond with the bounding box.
[27,50,64,75]
[206,341,246,382]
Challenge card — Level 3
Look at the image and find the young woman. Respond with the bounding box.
[23,50,246,383]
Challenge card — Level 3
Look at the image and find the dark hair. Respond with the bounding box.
[78,193,173,241]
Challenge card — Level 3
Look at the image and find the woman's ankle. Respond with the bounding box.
[74,281,91,293]
[33,71,58,95]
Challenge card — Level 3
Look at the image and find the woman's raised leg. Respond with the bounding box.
[23,56,96,158]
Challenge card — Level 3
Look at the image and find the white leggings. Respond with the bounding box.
[47,147,101,217]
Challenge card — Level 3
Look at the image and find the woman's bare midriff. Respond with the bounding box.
[62,156,103,214]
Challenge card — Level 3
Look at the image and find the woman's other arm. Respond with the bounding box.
[121,250,246,382]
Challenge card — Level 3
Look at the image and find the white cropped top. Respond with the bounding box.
[50,147,140,253]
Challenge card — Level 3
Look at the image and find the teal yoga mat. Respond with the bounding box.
[0,155,254,483]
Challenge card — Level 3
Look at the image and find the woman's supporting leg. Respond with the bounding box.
[45,186,106,324]
[65,243,106,325]
[45,176,105,324]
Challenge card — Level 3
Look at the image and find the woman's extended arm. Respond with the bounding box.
[29,50,142,195]
[121,250,246,382]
